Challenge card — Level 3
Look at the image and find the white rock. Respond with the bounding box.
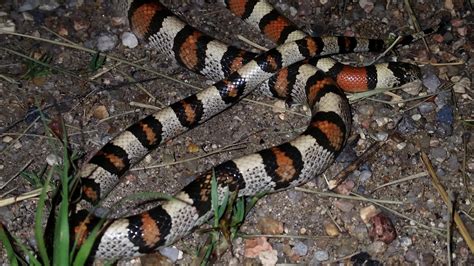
[97,33,118,52]
[121,32,138,49]
[46,153,63,166]
[2,136,13,143]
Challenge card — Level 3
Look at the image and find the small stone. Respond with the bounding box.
[158,246,182,262]
[334,200,354,212]
[446,155,460,171]
[312,250,329,262]
[360,205,380,224]
[97,33,118,52]
[411,114,421,121]
[422,72,441,92]
[187,143,200,153]
[396,142,407,150]
[257,217,284,235]
[348,224,368,240]
[121,32,138,48]
[436,105,454,125]
[258,250,278,265]
[39,1,59,11]
[368,213,397,244]
[244,237,273,258]
[404,249,418,262]
[420,252,435,264]
[272,100,286,113]
[399,236,413,248]
[367,241,387,255]
[299,227,307,234]
[92,105,109,120]
[418,102,436,115]
[46,153,62,166]
[13,142,22,149]
[452,77,470,94]
[2,136,13,143]
[359,0,374,13]
[292,241,308,256]
[18,0,39,12]
[324,221,340,237]
[359,170,372,182]
[431,147,447,162]
[376,132,388,141]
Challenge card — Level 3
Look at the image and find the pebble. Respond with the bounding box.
[292,241,308,256]
[257,217,284,235]
[324,221,340,236]
[374,131,388,142]
[97,33,118,52]
[418,102,436,115]
[434,91,451,108]
[446,155,460,171]
[422,72,441,92]
[18,0,39,12]
[121,32,138,48]
[396,142,407,150]
[358,104,375,116]
[404,249,418,262]
[397,116,417,134]
[411,114,421,121]
[452,77,470,93]
[2,136,13,143]
[350,224,368,241]
[334,200,354,212]
[13,142,22,149]
[46,153,62,166]
[436,105,454,125]
[431,146,447,162]
[311,250,329,262]
[420,252,435,264]
[367,241,387,255]
[359,0,374,13]
[159,246,182,262]
[359,170,372,183]
[399,236,413,248]
[39,1,59,11]
[360,205,379,224]
[258,250,278,265]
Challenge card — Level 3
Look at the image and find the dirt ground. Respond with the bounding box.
[0,0,473,265]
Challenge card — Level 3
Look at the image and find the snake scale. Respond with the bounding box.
[68,0,435,260]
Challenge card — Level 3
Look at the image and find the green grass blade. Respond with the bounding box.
[217,189,229,220]
[210,170,219,229]
[34,169,53,266]
[53,145,70,265]
[0,224,20,266]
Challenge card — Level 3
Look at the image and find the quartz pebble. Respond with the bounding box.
[312,250,329,262]
[159,246,182,262]
[97,33,118,52]
[46,154,62,166]
[292,241,308,256]
[121,32,138,48]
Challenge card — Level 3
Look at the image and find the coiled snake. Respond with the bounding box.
[69,0,435,260]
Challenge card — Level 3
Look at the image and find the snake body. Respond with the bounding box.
[71,0,427,260]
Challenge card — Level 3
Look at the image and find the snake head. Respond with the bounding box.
[390,62,422,85]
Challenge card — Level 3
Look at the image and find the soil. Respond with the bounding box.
[0,0,473,265]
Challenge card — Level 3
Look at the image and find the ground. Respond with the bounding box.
[0,0,473,265]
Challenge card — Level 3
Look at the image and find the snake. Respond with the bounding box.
[69,0,435,260]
